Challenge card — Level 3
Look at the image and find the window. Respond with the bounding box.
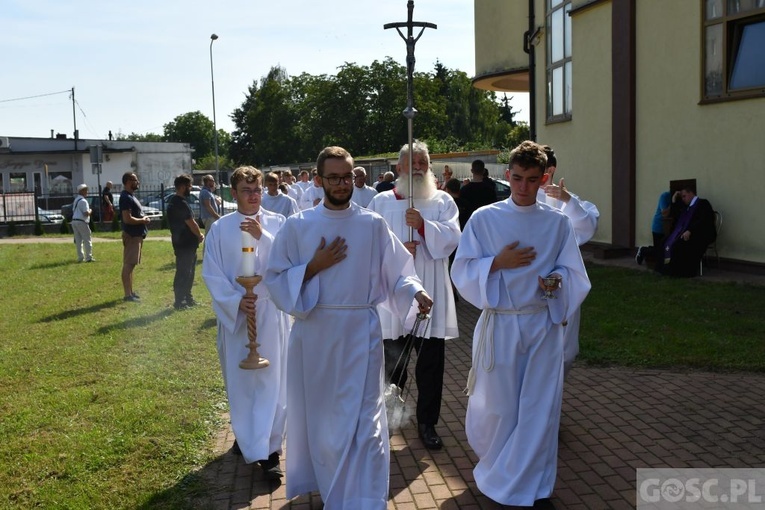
[703,0,765,101]
[546,0,572,121]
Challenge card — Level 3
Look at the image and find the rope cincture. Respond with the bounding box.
[464,306,547,396]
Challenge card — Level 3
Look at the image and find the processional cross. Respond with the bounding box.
[385,1,436,241]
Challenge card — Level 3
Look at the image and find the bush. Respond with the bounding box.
[111,215,121,232]
[6,221,18,237]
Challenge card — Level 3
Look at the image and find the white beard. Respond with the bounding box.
[395,171,437,200]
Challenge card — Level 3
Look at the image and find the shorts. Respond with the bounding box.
[122,232,144,266]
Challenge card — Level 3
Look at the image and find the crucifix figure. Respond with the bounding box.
[385,0,436,241]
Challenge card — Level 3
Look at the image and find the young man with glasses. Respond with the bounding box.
[202,166,290,479]
[265,146,432,509]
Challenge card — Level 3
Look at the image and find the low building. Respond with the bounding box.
[0,134,193,214]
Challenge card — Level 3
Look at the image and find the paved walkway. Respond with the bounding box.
[198,256,765,510]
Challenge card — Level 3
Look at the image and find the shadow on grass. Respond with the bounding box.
[137,451,283,510]
[96,308,175,334]
[30,260,78,270]
[39,299,123,322]
[199,317,217,331]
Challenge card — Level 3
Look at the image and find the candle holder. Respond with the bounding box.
[236,275,270,370]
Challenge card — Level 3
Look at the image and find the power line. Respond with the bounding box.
[0,89,72,104]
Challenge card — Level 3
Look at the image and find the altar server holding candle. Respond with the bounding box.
[202,165,290,478]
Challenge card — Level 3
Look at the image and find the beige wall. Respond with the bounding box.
[474,0,530,89]
[635,0,765,263]
[536,1,614,244]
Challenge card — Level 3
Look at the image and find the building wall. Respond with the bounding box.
[537,0,614,244]
[635,0,765,263]
[474,0,530,90]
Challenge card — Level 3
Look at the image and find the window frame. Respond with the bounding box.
[546,0,573,123]
[701,1,765,103]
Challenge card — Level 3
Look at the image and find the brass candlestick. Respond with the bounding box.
[236,275,270,370]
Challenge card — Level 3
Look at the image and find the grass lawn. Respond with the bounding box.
[1,234,764,508]
[0,237,224,509]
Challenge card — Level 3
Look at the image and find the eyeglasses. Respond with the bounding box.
[321,174,354,185]
[237,187,262,196]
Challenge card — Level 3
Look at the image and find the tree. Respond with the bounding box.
[230,66,297,166]
[163,111,217,160]
[115,131,163,142]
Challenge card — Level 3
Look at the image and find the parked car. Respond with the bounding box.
[494,178,511,201]
[37,207,64,224]
[148,190,236,218]
[61,196,162,222]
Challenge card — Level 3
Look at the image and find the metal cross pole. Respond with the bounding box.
[384,1,436,241]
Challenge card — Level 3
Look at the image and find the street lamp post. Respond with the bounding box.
[209,34,220,181]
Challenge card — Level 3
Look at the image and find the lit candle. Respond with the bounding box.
[240,219,256,276]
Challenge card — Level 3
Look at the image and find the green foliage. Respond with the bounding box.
[164,111,220,160]
[230,60,521,166]
[194,154,235,172]
[496,122,532,164]
[111,215,121,232]
[33,220,44,236]
[115,131,164,142]
[0,240,224,508]
[60,219,70,234]
[6,221,18,237]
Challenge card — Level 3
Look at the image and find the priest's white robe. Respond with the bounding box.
[300,184,324,210]
[537,188,600,375]
[288,183,303,204]
[367,189,460,340]
[451,199,590,506]
[261,192,299,218]
[264,203,425,510]
[202,209,290,465]
[350,184,378,208]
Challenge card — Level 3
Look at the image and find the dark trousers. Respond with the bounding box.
[173,247,197,304]
[384,336,445,426]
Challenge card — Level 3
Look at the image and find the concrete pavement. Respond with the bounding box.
[198,256,765,509]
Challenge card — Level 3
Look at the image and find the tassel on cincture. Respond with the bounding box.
[464,366,476,396]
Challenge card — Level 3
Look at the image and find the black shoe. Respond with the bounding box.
[258,452,283,479]
[131,292,140,299]
[534,498,556,509]
[635,246,645,265]
[230,439,242,456]
[124,295,140,302]
[174,302,189,310]
[185,298,198,307]
[418,423,443,450]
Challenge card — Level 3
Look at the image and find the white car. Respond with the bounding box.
[148,191,236,218]
[38,207,64,224]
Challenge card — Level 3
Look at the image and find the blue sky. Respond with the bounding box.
[1,0,529,140]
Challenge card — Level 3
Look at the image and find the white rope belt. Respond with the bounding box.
[315,304,374,310]
[465,306,547,396]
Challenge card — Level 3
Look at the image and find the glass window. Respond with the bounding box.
[702,3,765,100]
[729,20,765,89]
[546,0,573,121]
[9,173,27,192]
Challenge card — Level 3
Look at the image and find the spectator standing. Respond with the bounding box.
[119,172,151,302]
[167,174,204,310]
[265,146,432,508]
[72,184,94,262]
[199,174,221,231]
[101,181,114,222]
[438,165,453,190]
[460,159,497,218]
[375,171,396,192]
[368,140,460,451]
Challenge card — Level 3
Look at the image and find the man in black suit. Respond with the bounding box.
[662,186,716,277]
